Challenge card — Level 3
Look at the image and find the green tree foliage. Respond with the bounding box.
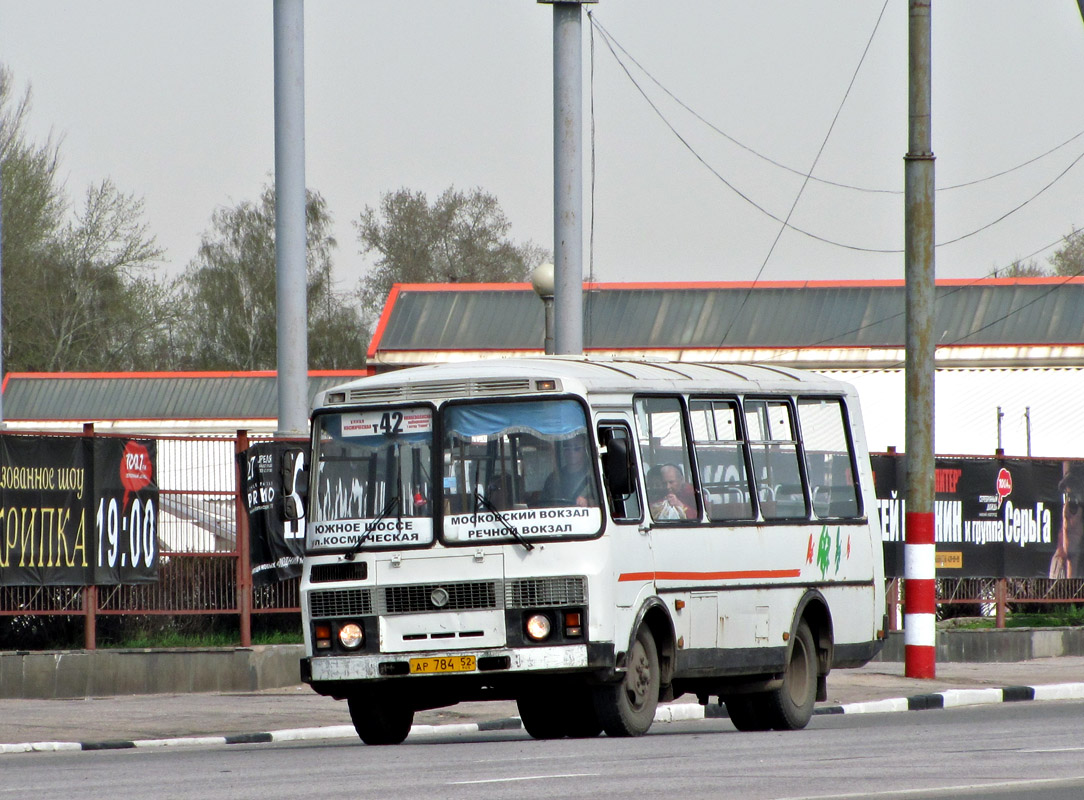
[176,185,367,370]
[355,186,547,320]
[2,68,170,372]
[32,181,168,371]
[1048,227,1084,277]
[992,258,1046,278]
[0,67,64,266]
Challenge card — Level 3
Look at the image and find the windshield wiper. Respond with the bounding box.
[344,494,400,560]
[475,491,534,552]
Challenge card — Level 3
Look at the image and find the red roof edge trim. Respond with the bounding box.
[368,285,403,359]
[3,369,371,382]
[387,276,1084,293]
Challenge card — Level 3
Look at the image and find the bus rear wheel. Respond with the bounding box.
[764,619,817,730]
[722,694,772,732]
[347,693,415,745]
[593,625,660,737]
[724,620,818,732]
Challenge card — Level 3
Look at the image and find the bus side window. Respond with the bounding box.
[797,397,861,519]
[634,395,700,523]
[689,398,754,522]
[746,399,808,520]
[599,424,642,523]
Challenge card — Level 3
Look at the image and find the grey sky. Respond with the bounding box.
[2,1,1083,292]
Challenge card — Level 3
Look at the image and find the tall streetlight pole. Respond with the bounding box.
[904,0,937,679]
[274,0,309,437]
[540,0,595,356]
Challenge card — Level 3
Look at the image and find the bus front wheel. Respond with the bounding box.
[347,693,415,745]
[594,626,660,737]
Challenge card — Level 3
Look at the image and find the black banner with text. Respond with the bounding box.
[873,454,1082,579]
[238,442,305,586]
[0,435,159,586]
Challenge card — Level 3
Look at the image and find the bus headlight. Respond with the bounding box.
[525,613,552,642]
[338,623,364,649]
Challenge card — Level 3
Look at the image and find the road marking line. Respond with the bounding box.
[450,773,599,785]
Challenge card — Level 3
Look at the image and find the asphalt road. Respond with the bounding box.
[2,700,1082,800]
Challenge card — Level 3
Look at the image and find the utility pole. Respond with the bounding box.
[274,0,309,437]
[904,0,936,679]
[539,0,596,356]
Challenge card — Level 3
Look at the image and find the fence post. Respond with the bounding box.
[235,430,252,647]
[83,584,98,650]
[887,578,900,631]
[995,578,1007,629]
[82,422,97,650]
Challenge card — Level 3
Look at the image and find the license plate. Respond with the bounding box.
[409,655,477,674]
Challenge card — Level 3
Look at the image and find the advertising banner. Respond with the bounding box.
[0,435,158,586]
[92,438,159,585]
[873,454,1081,579]
[238,442,305,585]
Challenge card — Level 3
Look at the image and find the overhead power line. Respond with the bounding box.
[588,15,1084,255]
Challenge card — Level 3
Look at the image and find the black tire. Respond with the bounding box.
[518,689,602,739]
[722,694,772,732]
[593,625,660,737]
[763,619,817,731]
[563,689,603,738]
[347,694,415,745]
[517,695,567,740]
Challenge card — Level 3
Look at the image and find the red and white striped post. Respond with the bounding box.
[904,512,936,676]
[904,0,936,679]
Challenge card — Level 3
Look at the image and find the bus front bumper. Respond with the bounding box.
[303,642,614,683]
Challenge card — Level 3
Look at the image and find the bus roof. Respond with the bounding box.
[312,356,858,410]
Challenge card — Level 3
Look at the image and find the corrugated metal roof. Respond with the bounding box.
[1,372,370,422]
[373,279,1084,354]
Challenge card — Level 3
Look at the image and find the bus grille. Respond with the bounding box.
[344,377,546,404]
[309,562,367,583]
[382,581,499,614]
[506,576,586,608]
[309,588,373,618]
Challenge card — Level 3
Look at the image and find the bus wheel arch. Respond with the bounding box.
[626,597,677,697]
[793,589,834,696]
[594,598,674,736]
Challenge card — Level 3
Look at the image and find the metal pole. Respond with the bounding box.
[548,0,589,355]
[1025,407,1032,457]
[0,170,4,425]
[904,0,936,680]
[274,0,309,436]
[236,429,252,647]
[996,406,1003,452]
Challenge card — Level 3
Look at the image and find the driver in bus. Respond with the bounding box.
[540,436,596,507]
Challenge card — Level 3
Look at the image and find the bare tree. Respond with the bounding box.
[1048,227,1084,278]
[176,185,367,370]
[355,186,547,321]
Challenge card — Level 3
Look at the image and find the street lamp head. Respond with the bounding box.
[531,262,555,299]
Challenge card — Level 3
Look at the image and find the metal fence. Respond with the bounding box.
[3,429,1083,650]
[886,577,1084,629]
[0,430,299,649]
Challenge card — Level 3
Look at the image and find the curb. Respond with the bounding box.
[4,682,1083,755]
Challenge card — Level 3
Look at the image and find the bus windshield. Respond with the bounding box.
[308,407,434,552]
[441,398,603,545]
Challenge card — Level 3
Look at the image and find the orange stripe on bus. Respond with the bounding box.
[618,569,802,582]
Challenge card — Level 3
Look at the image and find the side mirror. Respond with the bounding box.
[602,432,636,496]
[281,448,308,521]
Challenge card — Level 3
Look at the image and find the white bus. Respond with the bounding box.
[286,357,887,744]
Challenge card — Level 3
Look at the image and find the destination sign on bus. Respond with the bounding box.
[340,409,432,437]
[309,517,435,549]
